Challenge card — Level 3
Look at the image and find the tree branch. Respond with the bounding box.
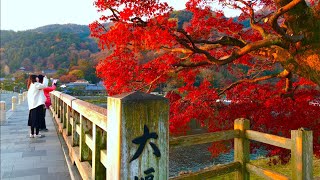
[193,36,246,47]
[218,69,290,95]
[138,68,184,93]
[109,8,120,21]
[285,71,293,92]
[97,22,109,33]
[268,0,304,42]
[236,0,268,37]
[173,61,211,68]
[130,17,148,27]
[176,33,284,66]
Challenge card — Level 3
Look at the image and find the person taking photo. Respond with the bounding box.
[27,74,48,138]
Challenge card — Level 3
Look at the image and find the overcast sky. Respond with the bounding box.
[1,0,240,31]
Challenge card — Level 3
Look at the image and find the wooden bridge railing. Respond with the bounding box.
[50,91,169,179]
[50,91,313,180]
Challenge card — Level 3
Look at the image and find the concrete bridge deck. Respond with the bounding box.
[0,93,72,180]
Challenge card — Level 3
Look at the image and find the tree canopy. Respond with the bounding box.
[90,0,320,161]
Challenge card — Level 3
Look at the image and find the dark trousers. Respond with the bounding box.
[40,108,47,129]
[28,105,44,128]
[30,126,40,135]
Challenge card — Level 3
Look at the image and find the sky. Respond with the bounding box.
[1,0,240,31]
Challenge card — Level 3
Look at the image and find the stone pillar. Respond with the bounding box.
[107,91,169,179]
[18,94,23,104]
[0,101,6,125]
[24,92,28,101]
[12,96,17,111]
[22,92,26,101]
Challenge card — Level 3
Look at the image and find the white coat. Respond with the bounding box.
[27,77,49,110]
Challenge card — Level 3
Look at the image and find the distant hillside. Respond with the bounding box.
[31,24,91,35]
[0,24,100,75]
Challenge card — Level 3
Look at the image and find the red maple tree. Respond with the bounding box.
[90,0,320,162]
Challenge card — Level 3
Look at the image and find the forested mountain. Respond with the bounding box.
[0,24,101,83]
[32,24,91,35]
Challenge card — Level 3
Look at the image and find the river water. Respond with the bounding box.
[169,143,267,177]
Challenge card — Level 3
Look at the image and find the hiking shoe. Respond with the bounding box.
[30,134,34,138]
[35,134,45,138]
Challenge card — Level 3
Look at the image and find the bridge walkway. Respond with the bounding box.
[0,95,72,180]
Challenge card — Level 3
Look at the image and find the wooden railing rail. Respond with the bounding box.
[169,129,240,148]
[245,163,290,180]
[50,91,313,180]
[245,130,292,149]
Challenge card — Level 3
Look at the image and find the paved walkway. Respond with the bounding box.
[0,95,71,180]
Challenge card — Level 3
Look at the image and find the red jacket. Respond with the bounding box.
[44,85,56,108]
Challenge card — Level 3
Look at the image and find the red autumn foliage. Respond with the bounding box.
[90,0,320,162]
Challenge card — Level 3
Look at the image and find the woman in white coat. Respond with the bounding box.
[27,74,48,138]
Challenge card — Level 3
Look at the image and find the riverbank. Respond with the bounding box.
[75,95,107,108]
[211,156,320,179]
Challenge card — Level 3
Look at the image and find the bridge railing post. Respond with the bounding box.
[18,94,22,104]
[12,96,17,111]
[0,101,6,125]
[23,92,27,101]
[234,118,250,180]
[291,129,313,180]
[106,91,169,179]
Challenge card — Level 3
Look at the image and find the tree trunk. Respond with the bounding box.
[274,0,320,85]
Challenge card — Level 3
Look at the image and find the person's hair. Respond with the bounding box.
[38,74,44,83]
[27,75,37,89]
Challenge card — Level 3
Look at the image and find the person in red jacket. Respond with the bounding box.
[40,79,57,131]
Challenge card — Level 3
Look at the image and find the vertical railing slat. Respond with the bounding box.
[92,124,106,179]
[65,103,71,135]
[79,115,92,162]
[71,108,79,146]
